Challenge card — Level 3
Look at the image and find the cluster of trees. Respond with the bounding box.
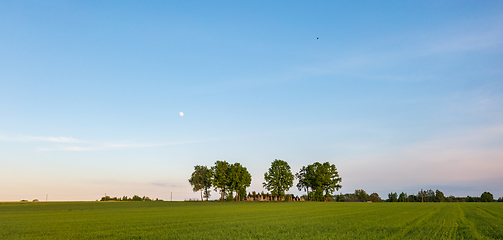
[100,195,162,201]
[295,161,342,201]
[262,159,343,201]
[332,189,500,203]
[189,159,342,202]
[245,191,303,201]
[188,161,251,201]
[189,160,500,203]
[384,190,497,202]
[385,189,446,202]
[335,189,382,202]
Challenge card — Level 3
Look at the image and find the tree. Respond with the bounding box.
[263,159,294,198]
[480,192,494,202]
[295,166,310,197]
[425,189,435,202]
[335,193,346,202]
[296,162,342,201]
[418,189,433,202]
[211,160,230,201]
[418,189,425,202]
[388,192,398,202]
[435,190,445,202]
[188,165,213,201]
[306,163,325,200]
[369,193,381,202]
[228,162,252,201]
[355,189,368,201]
[398,192,408,202]
[319,162,343,198]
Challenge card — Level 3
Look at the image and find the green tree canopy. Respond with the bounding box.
[369,192,381,202]
[295,166,311,194]
[480,192,494,202]
[355,189,368,201]
[388,192,398,202]
[296,162,342,201]
[207,160,252,201]
[263,159,294,197]
[398,192,408,202]
[228,162,252,201]
[211,160,230,201]
[188,165,212,201]
[435,189,445,202]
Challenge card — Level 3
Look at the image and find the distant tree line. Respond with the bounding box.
[189,159,342,201]
[100,195,163,202]
[333,189,382,202]
[381,190,497,203]
[241,191,304,202]
[330,189,500,203]
[382,189,447,202]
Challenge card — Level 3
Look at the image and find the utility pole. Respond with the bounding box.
[171,192,172,201]
[46,194,48,202]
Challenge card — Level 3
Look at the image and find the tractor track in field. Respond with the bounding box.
[456,204,487,239]
[473,205,503,220]
[387,204,442,240]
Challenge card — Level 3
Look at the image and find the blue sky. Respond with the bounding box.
[1,1,502,201]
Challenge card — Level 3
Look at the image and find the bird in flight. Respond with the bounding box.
[317,37,319,39]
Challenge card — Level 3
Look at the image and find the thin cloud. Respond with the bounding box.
[36,137,233,152]
[0,135,82,143]
[1,133,235,152]
[151,182,184,188]
[29,136,82,143]
[39,146,93,152]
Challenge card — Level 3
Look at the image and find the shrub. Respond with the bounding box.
[285,194,291,202]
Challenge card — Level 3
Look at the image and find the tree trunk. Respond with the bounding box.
[200,188,203,201]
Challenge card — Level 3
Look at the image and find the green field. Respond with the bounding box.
[1,201,502,239]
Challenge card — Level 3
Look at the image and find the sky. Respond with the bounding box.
[1,1,502,201]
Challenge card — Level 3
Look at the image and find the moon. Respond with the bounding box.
[179,112,184,117]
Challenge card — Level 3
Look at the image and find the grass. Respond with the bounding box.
[1,201,502,239]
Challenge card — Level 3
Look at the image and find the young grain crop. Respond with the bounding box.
[0,202,502,239]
